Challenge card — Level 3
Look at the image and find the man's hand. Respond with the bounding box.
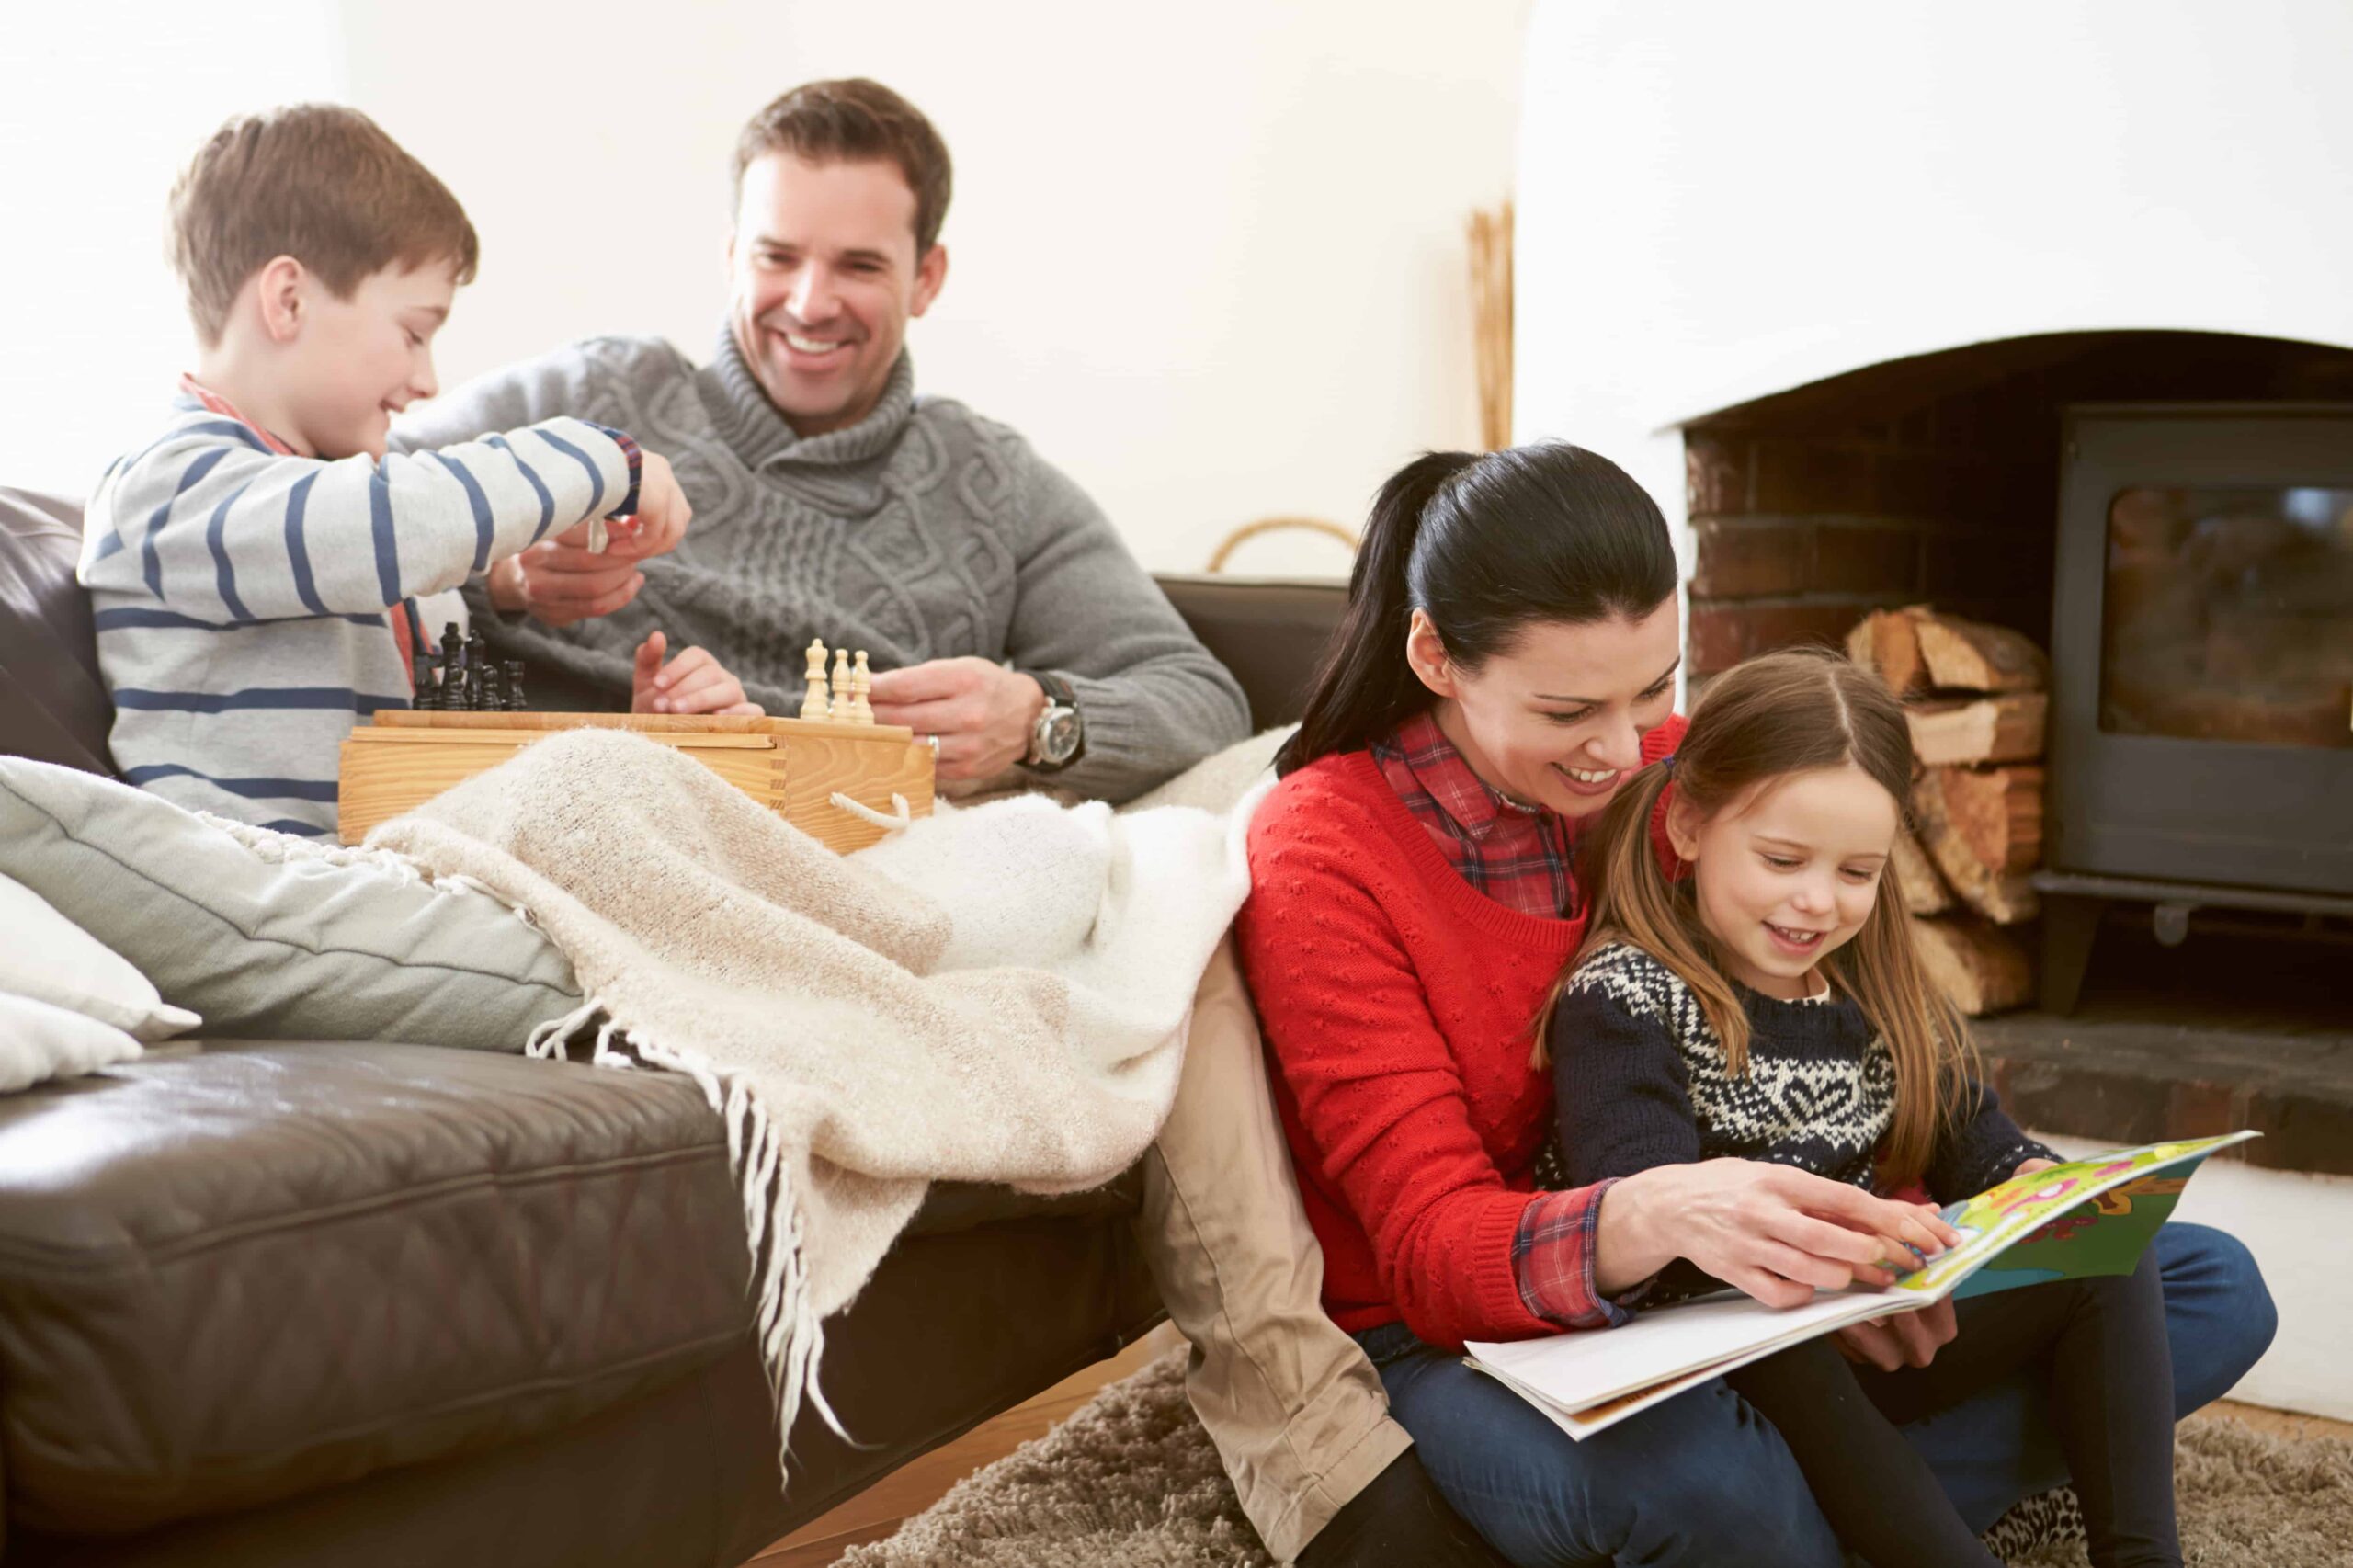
[485,452,692,628]
[1834,1296,1960,1371]
[866,658,1047,781]
[632,631,762,716]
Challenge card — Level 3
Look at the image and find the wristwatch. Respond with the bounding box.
[1022,671,1086,772]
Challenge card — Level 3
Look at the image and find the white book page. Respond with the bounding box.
[1466,1288,1915,1416]
[1464,1131,2259,1429]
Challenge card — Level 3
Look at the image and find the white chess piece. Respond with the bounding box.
[851,651,873,724]
[800,639,830,721]
[829,648,851,721]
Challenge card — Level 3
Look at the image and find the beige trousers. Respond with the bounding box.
[1138,937,1410,1564]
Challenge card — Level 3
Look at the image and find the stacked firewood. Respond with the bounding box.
[1847,607,2049,1016]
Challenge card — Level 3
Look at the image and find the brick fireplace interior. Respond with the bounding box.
[1683,329,2353,682]
[1677,330,2353,1176]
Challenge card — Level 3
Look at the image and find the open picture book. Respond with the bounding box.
[1466,1131,2256,1440]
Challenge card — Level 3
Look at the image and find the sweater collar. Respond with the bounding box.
[703,321,916,472]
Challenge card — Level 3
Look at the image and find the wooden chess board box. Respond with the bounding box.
[337,710,936,852]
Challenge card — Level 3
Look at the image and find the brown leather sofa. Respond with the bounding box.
[0,487,1347,1567]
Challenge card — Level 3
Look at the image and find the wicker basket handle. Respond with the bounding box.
[1206,516,1359,574]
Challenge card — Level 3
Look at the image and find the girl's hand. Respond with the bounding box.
[631,631,764,717]
[1834,1298,1960,1371]
[1598,1160,1964,1309]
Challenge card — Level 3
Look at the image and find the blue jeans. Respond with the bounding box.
[1358,1222,2275,1567]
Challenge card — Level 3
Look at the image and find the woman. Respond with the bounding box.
[1234,443,2275,1566]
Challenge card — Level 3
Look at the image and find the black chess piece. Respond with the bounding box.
[504,660,528,711]
[464,631,490,710]
[439,621,467,708]
[478,660,505,711]
[411,650,438,710]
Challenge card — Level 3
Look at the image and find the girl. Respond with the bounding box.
[1542,647,2180,1568]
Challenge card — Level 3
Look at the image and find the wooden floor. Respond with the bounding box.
[743,1329,2350,1567]
[745,1323,1187,1567]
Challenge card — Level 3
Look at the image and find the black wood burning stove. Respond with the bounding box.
[2039,403,2353,1009]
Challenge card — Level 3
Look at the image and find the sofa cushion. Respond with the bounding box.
[1154,574,1347,732]
[0,870,199,1044]
[0,992,144,1097]
[0,488,113,776]
[0,1040,753,1535]
[0,759,583,1054]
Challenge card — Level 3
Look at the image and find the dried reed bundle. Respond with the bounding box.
[1466,201,1515,450]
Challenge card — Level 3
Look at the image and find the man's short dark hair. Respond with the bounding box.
[733,79,953,255]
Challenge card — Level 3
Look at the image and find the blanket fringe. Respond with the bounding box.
[524,1007,850,1487]
[524,995,604,1061]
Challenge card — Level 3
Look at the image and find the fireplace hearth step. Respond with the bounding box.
[2032,869,2353,1015]
[1977,1012,2353,1179]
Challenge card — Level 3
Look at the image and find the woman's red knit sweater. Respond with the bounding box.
[1235,719,1684,1350]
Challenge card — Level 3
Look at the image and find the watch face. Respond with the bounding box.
[1039,708,1082,767]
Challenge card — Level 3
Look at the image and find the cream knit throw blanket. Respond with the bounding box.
[364,728,1260,1476]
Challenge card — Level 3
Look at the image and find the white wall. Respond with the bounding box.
[1515,0,2353,611]
[327,0,1529,577]
[0,5,344,495]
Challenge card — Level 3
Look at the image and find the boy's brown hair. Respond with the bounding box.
[733,78,954,255]
[168,104,480,347]
[1536,647,1979,1186]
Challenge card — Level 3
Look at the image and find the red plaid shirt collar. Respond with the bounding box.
[176,374,298,455]
[1371,708,1579,920]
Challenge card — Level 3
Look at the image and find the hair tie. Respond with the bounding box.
[1648,757,1692,881]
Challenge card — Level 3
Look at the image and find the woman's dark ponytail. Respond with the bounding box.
[1276,452,1475,774]
[1277,441,1679,777]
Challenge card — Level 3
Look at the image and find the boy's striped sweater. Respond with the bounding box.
[77,381,640,835]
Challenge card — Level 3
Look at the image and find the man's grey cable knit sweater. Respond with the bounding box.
[393,329,1249,801]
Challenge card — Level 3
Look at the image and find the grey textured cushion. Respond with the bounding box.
[0,759,580,1051]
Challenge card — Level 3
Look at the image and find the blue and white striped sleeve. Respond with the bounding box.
[79,416,638,621]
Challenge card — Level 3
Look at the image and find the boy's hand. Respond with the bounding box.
[484,454,690,627]
[603,452,690,562]
[632,631,763,717]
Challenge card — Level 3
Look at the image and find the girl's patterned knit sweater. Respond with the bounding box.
[1540,941,2053,1296]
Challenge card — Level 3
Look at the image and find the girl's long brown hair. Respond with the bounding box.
[1537,647,1978,1187]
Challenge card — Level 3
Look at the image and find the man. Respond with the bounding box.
[395,78,1246,803]
[395,80,1478,1566]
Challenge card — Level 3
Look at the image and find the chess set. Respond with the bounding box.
[411,621,528,710]
[337,636,934,851]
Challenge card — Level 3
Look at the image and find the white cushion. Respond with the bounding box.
[0,989,145,1092]
[0,870,199,1042]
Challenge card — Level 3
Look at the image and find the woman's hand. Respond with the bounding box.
[1597,1160,1963,1309]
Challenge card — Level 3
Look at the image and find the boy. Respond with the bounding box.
[80,104,756,837]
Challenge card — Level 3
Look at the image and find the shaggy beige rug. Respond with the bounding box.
[840,1350,2353,1568]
